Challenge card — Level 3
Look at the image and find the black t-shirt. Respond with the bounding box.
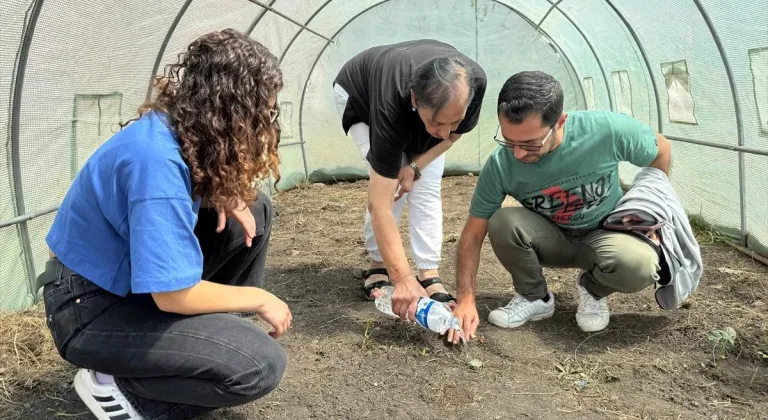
[334,39,487,179]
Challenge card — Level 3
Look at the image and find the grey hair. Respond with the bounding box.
[497,71,564,127]
[409,56,475,121]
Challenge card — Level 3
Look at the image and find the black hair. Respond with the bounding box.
[497,71,564,126]
[409,56,474,120]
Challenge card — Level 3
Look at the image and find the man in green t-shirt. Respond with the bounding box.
[447,71,672,342]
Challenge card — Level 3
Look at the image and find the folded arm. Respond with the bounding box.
[648,133,671,175]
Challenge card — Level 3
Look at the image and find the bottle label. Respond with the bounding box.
[415,298,433,330]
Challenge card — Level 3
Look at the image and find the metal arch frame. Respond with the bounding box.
[294,0,395,179]
[691,0,747,245]
[145,0,194,102]
[540,0,614,111]
[9,0,45,297]
[601,0,662,132]
[244,0,332,41]
[147,0,335,102]
[491,0,587,107]
[246,0,279,35]
[277,0,333,64]
[292,0,590,179]
[537,0,565,27]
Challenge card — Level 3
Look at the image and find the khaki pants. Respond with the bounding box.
[487,207,661,300]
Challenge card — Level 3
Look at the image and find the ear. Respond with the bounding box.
[557,112,567,127]
[410,90,417,110]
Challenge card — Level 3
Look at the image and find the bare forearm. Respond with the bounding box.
[413,139,453,170]
[370,205,412,281]
[649,133,672,175]
[153,280,270,315]
[456,236,482,302]
[456,217,488,303]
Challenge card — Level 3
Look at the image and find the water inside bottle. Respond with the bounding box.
[453,327,470,359]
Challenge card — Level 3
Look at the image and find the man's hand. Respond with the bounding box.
[391,275,428,321]
[217,200,256,247]
[450,216,489,343]
[395,165,416,201]
[447,299,479,344]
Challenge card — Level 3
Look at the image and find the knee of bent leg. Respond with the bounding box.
[487,207,531,248]
[232,339,287,404]
[250,190,274,234]
[603,244,660,293]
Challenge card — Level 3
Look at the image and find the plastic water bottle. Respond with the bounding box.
[374,286,461,335]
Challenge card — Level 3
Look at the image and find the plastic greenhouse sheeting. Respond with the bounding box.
[1,0,767,311]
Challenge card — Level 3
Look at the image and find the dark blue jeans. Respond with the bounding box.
[42,192,286,420]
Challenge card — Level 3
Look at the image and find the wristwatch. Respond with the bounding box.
[409,161,422,181]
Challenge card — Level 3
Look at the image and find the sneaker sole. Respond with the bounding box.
[577,320,609,333]
[73,370,112,420]
[489,308,555,329]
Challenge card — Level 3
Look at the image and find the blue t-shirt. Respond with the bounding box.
[47,111,203,296]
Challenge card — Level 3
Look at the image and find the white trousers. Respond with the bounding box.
[333,83,444,269]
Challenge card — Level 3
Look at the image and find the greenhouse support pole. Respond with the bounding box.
[491,1,587,108]
[245,0,333,42]
[246,0,278,35]
[543,0,614,111]
[10,0,45,300]
[278,0,333,64]
[297,0,392,181]
[146,0,193,102]
[537,0,564,27]
[692,0,747,246]
[602,0,662,132]
[272,0,335,182]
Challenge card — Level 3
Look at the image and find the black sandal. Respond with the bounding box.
[417,276,456,304]
[361,268,392,300]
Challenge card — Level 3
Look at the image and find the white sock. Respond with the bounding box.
[95,372,114,385]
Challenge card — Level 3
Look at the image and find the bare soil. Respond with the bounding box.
[2,176,767,420]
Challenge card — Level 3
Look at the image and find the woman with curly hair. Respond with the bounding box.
[38,29,289,420]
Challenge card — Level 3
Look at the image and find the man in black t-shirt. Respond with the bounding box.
[333,39,487,323]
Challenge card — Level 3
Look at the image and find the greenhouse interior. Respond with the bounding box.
[1,1,767,310]
[1,1,768,419]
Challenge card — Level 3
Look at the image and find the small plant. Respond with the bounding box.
[362,318,375,349]
[554,358,583,380]
[707,327,737,361]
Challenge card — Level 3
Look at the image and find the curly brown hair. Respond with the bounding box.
[127,28,283,212]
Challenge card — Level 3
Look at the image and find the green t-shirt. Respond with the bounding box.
[470,110,659,229]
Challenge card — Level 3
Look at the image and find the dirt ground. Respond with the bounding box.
[1,176,767,420]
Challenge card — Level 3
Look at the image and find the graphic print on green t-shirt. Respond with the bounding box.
[517,166,620,228]
[469,111,659,230]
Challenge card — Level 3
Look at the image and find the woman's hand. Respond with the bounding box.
[254,290,293,339]
[217,200,256,247]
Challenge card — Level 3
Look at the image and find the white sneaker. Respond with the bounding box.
[488,292,555,328]
[576,285,610,332]
[73,369,144,420]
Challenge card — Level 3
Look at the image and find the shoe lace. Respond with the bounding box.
[580,290,606,314]
[502,295,533,312]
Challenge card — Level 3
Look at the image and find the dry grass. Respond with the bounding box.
[0,306,72,409]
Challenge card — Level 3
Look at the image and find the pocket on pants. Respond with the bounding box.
[43,278,78,358]
[70,275,122,331]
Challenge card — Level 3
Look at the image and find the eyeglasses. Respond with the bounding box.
[268,107,280,123]
[494,124,555,151]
